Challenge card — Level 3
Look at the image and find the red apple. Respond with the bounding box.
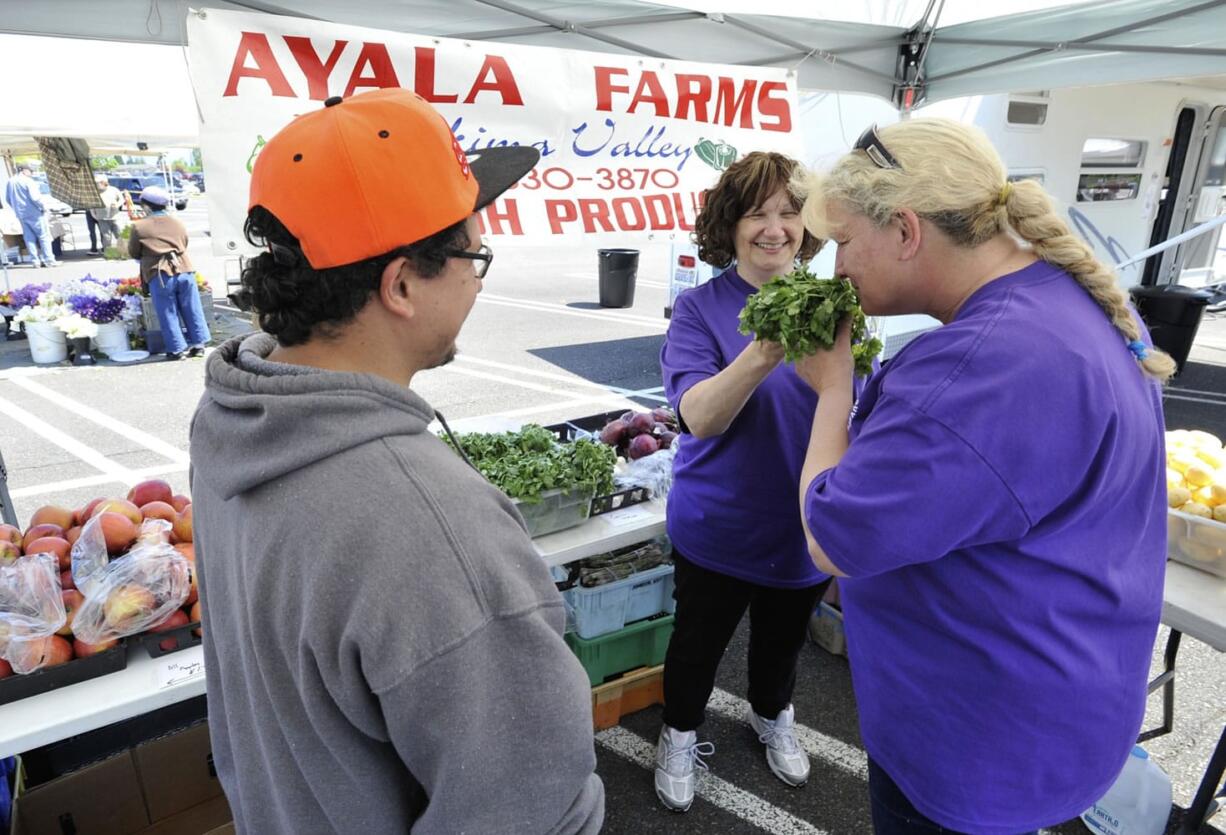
[29,505,74,532]
[60,569,75,590]
[171,505,193,544]
[139,501,177,523]
[96,512,138,554]
[91,498,142,526]
[170,494,192,513]
[27,634,73,668]
[25,536,71,571]
[0,540,20,567]
[22,523,64,551]
[73,636,118,658]
[103,584,157,631]
[0,657,11,678]
[149,609,190,652]
[58,589,85,636]
[0,524,21,546]
[127,479,174,509]
[64,525,82,547]
[75,498,105,526]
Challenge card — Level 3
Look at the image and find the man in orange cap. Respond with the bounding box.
[189,89,604,834]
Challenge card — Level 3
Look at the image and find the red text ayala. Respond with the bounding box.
[221,32,793,133]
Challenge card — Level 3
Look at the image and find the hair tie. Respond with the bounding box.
[1127,339,1149,361]
[269,242,302,267]
[997,182,1013,207]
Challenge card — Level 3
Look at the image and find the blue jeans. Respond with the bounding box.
[868,759,1038,835]
[148,271,211,355]
[18,215,54,264]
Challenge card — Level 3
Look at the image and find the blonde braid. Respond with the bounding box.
[1004,179,1176,383]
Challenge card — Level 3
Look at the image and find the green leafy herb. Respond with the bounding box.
[444,424,616,504]
[737,265,883,376]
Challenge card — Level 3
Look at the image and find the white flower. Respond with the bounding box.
[56,314,99,339]
[13,293,68,324]
[121,296,143,322]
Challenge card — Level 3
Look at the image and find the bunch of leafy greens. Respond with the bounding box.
[737,266,883,376]
[444,423,616,504]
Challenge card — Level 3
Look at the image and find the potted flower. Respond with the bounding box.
[61,276,134,358]
[57,313,99,366]
[3,282,50,341]
[13,288,69,363]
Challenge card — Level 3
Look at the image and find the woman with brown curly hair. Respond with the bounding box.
[654,151,849,812]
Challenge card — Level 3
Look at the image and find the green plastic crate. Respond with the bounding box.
[565,614,674,686]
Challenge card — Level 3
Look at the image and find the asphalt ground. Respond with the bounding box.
[0,207,1223,833]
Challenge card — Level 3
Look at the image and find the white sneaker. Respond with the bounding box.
[654,725,714,812]
[747,703,809,787]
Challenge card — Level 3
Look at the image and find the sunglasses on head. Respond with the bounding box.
[855,124,901,170]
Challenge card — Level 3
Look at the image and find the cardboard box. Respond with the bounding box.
[10,753,149,835]
[132,724,221,822]
[10,723,231,835]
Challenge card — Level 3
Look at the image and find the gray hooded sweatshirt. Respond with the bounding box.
[189,333,604,834]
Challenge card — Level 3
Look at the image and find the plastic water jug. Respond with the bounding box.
[1080,745,1172,835]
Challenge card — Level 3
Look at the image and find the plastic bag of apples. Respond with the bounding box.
[69,514,191,646]
[0,552,69,674]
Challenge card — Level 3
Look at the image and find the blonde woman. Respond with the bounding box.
[792,119,1172,834]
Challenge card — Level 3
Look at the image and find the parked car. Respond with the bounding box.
[106,174,190,211]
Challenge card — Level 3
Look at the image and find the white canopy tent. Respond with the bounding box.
[0,33,198,159]
[0,0,1224,107]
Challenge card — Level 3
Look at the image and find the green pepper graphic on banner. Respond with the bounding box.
[246,135,266,174]
[695,138,738,171]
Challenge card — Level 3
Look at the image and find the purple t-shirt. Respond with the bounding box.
[804,261,1167,833]
[661,268,830,588]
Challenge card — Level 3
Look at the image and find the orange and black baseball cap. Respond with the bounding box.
[249,87,539,269]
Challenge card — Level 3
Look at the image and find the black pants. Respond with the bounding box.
[869,759,1038,835]
[662,549,828,731]
[85,212,98,249]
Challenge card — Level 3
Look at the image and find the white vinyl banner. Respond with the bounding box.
[186,8,802,254]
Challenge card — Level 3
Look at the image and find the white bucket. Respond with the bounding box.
[92,320,129,357]
[25,321,68,364]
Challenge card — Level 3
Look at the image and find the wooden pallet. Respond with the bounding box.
[591,664,664,731]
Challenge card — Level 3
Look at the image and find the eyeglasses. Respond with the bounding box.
[443,244,493,279]
[854,124,901,170]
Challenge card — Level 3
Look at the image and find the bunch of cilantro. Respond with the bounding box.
[737,265,883,377]
[445,423,616,504]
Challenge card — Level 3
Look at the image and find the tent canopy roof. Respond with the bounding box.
[0,1,1223,109]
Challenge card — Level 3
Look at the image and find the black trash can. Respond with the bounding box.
[1129,284,1212,376]
[598,248,639,308]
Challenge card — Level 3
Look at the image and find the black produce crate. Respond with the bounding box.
[136,621,202,658]
[19,695,208,785]
[0,640,128,706]
[544,411,625,438]
[590,486,652,517]
[541,413,655,517]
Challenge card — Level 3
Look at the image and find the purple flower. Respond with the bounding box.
[7,283,51,310]
[67,294,127,324]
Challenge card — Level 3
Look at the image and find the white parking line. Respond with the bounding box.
[477,293,668,329]
[11,463,187,499]
[6,377,190,465]
[595,725,829,835]
[1163,393,1226,407]
[706,689,869,780]
[0,395,137,485]
[455,355,669,403]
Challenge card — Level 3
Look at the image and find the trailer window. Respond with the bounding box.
[1007,100,1047,126]
[1080,138,1146,168]
[1076,173,1141,202]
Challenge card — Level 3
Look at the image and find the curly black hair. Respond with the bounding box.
[234,206,470,346]
[694,151,822,269]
